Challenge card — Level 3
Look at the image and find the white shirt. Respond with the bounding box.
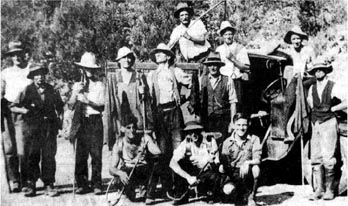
[147,65,191,104]
[286,45,315,76]
[216,43,250,78]
[307,79,346,108]
[169,19,210,61]
[1,65,32,102]
[72,80,105,115]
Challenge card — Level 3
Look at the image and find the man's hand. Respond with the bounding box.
[228,121,234,134]
[73,82,85,93]
[183,31,191,40]
[239,161,250,178]
[186,175,197,186]
[191,157,208,169]
[118,170,129,185]
[77,94,89,104]
[138,85,145,95]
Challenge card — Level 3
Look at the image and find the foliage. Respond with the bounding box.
[1,0,347,84]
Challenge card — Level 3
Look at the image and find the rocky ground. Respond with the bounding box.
[1,137,347,206]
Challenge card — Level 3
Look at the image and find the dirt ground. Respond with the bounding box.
[1,138,347,206]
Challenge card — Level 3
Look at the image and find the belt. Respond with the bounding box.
[158,101,177,112]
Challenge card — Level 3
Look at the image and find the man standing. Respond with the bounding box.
[11,64,64,197]
[68,52,106,195]
[1,41,32,192]
[199,52,238,143]
[147,43,191,194]
[168,2,210,62]
[114,47,147,130]
[220,113,261,206]
[216,21,250,112]
[306,60,346,201]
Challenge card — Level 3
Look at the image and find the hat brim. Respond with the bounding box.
[284,31,308,44]
[183,125,204,131]
[27,68,49,79]
[202,61,225,66]
[174,7,194,18]
[116,52,136,62]
[308,65,333,75]
[149,48,175,63]
[74,62,101,69]
[219,27,236,36]
[5,48,24,55]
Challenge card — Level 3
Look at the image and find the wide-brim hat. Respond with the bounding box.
[174,2,194,18]
[284,26,308,44]
[219,21,236,36]
[116,47,136,62]
[307,60,333,75]
[27,63,49,79]
[74,52,101,69]
[202,52,225,66]
[5,41,24,55]
[183,121,204,131]
[149,43,176,63]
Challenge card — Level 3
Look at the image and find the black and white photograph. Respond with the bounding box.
[1,0,347,206]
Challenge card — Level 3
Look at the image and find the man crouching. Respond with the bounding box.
[220,113,261,206]
[168,119,224,205]
[109,98,161,203]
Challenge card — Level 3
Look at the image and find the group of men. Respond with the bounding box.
[1,1,346,206]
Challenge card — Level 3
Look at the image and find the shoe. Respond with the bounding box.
[93,187,102,195]
[145,198,156,205]
[75,187,90,194]
[24,182,36,197]
[10,181,20,193]
[45,184,59,197]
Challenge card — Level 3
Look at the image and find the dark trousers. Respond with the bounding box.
[207,113,230,144]
[172,158,225,199]
[120,165,151,200]
[75,115,103,188]
[26,120,58,184]
[153,103,184,193]
[226,168,254,202]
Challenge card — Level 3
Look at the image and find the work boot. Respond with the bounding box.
[323,169,335,200]
[10,181,20,193]
[309,166,324,201]
[24,181,36,197]
[45,184,59,197]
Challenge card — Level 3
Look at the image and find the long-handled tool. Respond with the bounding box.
[166,143,222,202]
[106,140,148,206]
[168,0,225,49]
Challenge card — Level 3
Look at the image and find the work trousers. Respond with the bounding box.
[25,119,58,184]
[75,115,104,188]
[310,118,338,170]
[2,112,27,184]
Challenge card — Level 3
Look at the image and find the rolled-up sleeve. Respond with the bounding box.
[174,67,192,87]
[227,77,238,103]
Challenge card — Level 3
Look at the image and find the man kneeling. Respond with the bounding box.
[109,109,161,203]
[168,120,224,205]
[220,113,261,206]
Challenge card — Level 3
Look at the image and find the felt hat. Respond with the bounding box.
[27,63,49,79]
[219,21,236,36]
[307,58,333,75]
[149,43,175,63]
[183,120,204,131]
[284,26,308,44]
[116,47,136,62]
[174,2,194,18]
[202,52,225,66]
[5,41,24,55]
[74,52,100,69]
